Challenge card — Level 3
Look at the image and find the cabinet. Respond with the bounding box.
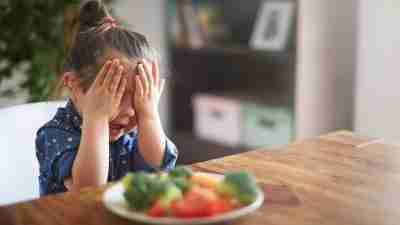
[166,0,298,164]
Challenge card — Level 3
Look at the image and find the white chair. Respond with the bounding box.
[0,101,66,205]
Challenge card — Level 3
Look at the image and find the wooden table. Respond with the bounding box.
[1,131,399,225]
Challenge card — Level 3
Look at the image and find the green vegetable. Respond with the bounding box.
[169,166,193,179]
[123,172,169,210]
[122,171,185,211]
[171,177,192,192]
[218,170,258,204]
[122,173,134,189]
[159,184,183,208]
[159,172,169,181]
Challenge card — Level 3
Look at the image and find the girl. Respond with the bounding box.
[35,0,178,195]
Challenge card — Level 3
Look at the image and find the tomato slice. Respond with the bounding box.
[209,198,234,215]
[170,186,236,218]
[171,186,214,218]
[147,200,166,217]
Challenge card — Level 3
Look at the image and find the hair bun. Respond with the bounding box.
[79,0,109,31]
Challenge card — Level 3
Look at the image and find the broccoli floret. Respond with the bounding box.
[122,171,185,211]
[218,170,258,204]
[169,166,193,179]
[159,172,169,181]
[122,172,134,189]
[159,183,183,208]
[171,177,192,192]
[123,172,170,210]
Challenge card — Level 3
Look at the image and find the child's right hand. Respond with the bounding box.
[81,59,127,121]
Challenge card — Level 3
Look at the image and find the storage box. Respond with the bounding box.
[242,103,292,148]
[193,93,293,148]
[193,94,242,146]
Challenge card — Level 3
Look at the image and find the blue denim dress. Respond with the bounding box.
[35,100,178,196]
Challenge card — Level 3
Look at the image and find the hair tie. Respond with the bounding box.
[95,16,118,33]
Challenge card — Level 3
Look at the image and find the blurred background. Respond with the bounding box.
[0,0,399,166]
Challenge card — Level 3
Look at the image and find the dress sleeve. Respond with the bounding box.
[130,137,178,172]
[36,128,80,185]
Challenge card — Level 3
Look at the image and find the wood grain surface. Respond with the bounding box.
[1,131,399,225]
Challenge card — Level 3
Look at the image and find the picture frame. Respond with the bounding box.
[250,1,295,51]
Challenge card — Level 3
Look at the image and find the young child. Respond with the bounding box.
[36,0,178,196]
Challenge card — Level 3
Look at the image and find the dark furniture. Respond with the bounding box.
[167,0,298,165]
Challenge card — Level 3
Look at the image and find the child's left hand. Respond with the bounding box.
[134,59,165,122]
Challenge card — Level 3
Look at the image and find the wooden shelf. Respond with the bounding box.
[170,45,295,65]
[167,0,298,161]
[173,131,251,165]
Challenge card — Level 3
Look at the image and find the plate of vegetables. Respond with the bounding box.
[102,167,264,225]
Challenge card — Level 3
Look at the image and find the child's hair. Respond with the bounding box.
[63,0,156,91]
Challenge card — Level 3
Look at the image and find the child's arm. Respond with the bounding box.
[70,116,110,189]
[134,60,167,168]
[67,59,127,190]
[137,114,166,167]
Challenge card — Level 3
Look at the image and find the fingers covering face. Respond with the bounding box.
[116,71,127,102]
[110,65,124,93]
[138,63,149,96]
[93,60,112,87]
[103,59,120,89]
[152,59,159,88]
[136,59,161,96]
[136,75,144,98]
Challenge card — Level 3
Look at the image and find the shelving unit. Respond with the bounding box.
[174,131,248,165]
[167,0,298,165]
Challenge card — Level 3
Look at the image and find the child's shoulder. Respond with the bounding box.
[36,111,81,153]
[35,103,81,161]
[36,101,81,139]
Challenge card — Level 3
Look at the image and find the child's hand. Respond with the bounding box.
[82,59,127,121]
[134,59,165,121]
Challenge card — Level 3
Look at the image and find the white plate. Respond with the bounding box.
[102,172,265,225]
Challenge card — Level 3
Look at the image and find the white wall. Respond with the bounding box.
[355,0,400,143]
[113,0,171,131]
[296,0,358,138]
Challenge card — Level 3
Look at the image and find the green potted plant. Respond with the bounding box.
[0,0,114,102]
